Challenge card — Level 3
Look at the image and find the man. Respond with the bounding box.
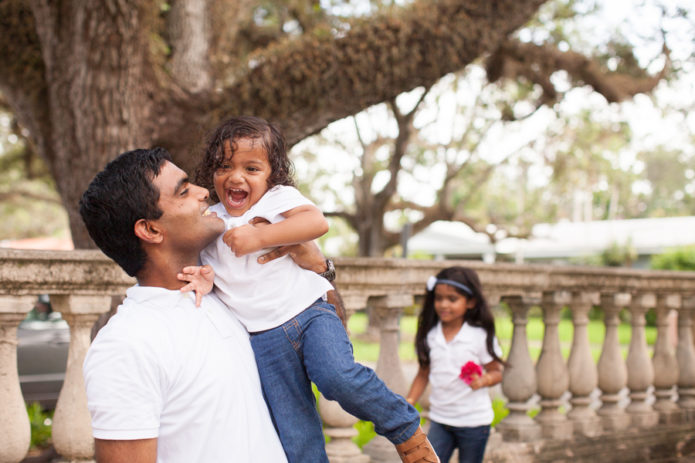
[79,147,332,462]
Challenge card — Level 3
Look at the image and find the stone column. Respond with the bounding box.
[0,295,35,463]
[597,293,631,431]
[626,293,659,428]
[676,296,695,419]
[50,295,111,462]
[363,294,413,463]
[652,294,682,424]
[321,294,370,463]
[495,295,541,442]
[321,395,370,463]
[567,291,601,437]
[534,291,572,440]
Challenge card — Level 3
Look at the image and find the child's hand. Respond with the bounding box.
[468,373,487,390]
[222,224,263,256]
[177,265,214,307]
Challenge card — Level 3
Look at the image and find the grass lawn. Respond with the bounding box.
[348,311,657,364]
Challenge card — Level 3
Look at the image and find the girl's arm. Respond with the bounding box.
[224,204,329,257]
[405,365,430,405]
[469,360,504,390]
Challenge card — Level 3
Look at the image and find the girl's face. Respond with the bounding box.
[213,137,271,217]
[433,283,475,326]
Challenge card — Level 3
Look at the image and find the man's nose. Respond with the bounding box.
[195,185,209,200]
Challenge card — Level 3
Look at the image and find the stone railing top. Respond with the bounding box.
[0,248,134,296]
[334,257,695,297]
[1,249,694,301]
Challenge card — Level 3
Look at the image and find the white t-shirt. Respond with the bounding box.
[83,285,287,463]
[200,185,333,332]
[427,322,503,427]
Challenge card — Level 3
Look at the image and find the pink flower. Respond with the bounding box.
[459,361,482,385]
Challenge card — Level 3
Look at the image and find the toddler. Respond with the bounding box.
[185,116,438,463]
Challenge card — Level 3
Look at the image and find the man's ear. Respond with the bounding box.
[134,218,164,244]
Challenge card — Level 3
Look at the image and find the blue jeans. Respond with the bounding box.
[428,421,490,463]
[250,300,420,463]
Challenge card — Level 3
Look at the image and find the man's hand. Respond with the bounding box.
[178,265,214,307]
[250,218,347,328]
[257,240,327,273]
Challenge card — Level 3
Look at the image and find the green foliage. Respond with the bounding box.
[0,118,69,240]
[26,402,53,449]
[600,240,637,267]
[491,398,509,427]
[353,420,376,448]
[651,245,695,271]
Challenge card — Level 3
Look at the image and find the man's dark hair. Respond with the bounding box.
[79,148,172,277]
[195,115,295,203]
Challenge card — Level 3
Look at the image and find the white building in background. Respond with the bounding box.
[407,216,695,268]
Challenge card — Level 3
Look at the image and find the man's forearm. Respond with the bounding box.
[95,438,157,463]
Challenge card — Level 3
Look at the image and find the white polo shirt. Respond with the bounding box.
[83,285,287,463]
[427,322,502,427]
[200,185,333,332]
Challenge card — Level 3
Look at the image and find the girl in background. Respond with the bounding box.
[406,266,505,463]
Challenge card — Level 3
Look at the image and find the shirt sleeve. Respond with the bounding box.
[478,331,503,365]
[84,329,164,440]
[254,185,315,223]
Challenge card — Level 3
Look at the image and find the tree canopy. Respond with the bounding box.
[0,0,674,247]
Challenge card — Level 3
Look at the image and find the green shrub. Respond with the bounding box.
[26,402,53,449]
[651,245,695,271]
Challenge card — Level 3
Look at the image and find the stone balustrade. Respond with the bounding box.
[1,249,695,463]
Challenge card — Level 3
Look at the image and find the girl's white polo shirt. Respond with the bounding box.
[426,321,502,427]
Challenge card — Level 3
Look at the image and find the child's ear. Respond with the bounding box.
[466,297,476,309]
[134,218,164,244]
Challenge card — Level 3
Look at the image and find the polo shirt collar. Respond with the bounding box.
[434,321,471,345]
[125,284,193,310]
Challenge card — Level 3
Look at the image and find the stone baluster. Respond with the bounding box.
[534,291,572,439]
[652,293,682,424]
[676,296,695,418]
[321,294,370,463]
[567,291,601,436]
[626,292,659,428]
[50,295,111,461]
[321,394,370,463]
[0,295,35,463]
[496,295,541,442]
[597,292,631,431]
[363,294,413,463]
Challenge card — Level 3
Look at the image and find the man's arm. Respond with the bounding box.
[95,438,157,463]
[256,236,347,328]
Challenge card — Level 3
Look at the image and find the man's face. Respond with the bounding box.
[151,161,224,251]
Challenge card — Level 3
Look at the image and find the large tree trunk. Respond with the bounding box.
[28,1,164,246]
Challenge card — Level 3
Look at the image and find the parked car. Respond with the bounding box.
[17,296,69,409]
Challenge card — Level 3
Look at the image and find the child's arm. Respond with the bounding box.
[224,204,329,257]
[468,360,504,390]
[177,265,214,307]
[405,365,430,405]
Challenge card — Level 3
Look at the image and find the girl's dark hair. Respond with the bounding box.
[414,266,505,368]
[195,115,295,203]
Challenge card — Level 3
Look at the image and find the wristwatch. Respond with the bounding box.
[319,258,336,282]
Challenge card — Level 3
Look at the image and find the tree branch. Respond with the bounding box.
[487,38,670,106]
[215,0,549,146]
[167,0,213,94]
